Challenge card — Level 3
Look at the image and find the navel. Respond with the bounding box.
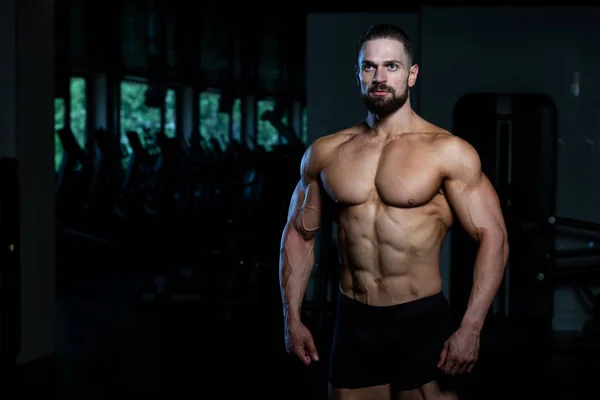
[407,198,415,205]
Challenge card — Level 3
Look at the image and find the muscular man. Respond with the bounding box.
[279,24,509,399]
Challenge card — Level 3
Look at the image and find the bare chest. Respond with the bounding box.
[320,141,444,208]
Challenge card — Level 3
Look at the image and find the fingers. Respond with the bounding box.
[450,362,461,376]
[286,324,319,367]
[439,341,456,375]
[440,359,461,376]
[442,358,477,376]
[438,345,477,375]
[306,337,320,362]
[467,362,475,373]
[437,341,449,368]
[441,359,453,375]
[299,351,312,366]
[464,362,476,374]
[294,344,312,366]
[293,339,319,366]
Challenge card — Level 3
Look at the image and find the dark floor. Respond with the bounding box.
[53,244,600,400]
[56,249,312,399]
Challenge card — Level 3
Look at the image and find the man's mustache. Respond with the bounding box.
[369,85,393,93]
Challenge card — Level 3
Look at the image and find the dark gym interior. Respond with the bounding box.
[2,3,600,399]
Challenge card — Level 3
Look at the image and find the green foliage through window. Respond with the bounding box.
[120,80,162,162]
[256,99,283,151]
[54,77,87,171]
[70,77,87,148]
[199,91,241,152]
[54,77,310,172]
[165,89,176,138]
[55,99,66,170]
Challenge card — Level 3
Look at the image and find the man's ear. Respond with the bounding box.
[408,63,419,88]
[355,65,360,85]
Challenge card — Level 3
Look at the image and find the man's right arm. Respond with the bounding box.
[279,146,323,325]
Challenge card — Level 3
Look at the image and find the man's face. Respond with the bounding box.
[356,38,419,117]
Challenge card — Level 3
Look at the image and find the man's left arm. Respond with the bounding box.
[443,137,509,332]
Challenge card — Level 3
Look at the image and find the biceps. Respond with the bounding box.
[287,179,322,238]
[446,175,506,242]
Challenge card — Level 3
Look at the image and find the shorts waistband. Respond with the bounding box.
[336,290,448,322]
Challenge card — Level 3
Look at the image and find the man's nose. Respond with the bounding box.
[372,68,387,83]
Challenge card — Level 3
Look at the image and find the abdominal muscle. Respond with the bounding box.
[336,203,450,306]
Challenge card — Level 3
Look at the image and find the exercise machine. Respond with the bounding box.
[55,128,96,217]
[451,93,558,336]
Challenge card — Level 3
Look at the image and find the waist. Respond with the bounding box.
[336,290,448,326]
[339,267,443,305]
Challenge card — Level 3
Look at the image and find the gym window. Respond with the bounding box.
[54,98,66,170]
[70,76,87,149]
[199,90,242,151]
[54,76,87,171]
[232,98,242,143]
[120,80,162,163]
[165,88,177,138]
[256,98,288,152]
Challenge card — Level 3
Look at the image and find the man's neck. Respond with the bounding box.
[365,104,417,136]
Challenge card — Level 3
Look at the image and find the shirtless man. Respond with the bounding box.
[279,24,509,399]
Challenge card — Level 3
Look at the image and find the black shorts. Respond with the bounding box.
[328,291,455,391]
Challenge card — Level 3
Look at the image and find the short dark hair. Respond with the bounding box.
[357,24,414,65]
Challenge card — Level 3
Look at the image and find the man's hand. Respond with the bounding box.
[437,326,480,375]
[285,320,319,366]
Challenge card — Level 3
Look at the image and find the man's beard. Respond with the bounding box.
[361,83,409,118]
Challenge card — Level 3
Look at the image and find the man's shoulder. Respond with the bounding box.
[314,127,360,147]
[410,118,481,174]
[427,131,481,178]
[301,127,359,173]
[431,132,478,160]
[306,127,360,156]
[418,120,475,156]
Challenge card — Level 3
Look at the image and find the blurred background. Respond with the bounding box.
[1,2,600,399]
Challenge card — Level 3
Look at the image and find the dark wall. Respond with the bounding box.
[307,7,600,330]
[0,0,55,364]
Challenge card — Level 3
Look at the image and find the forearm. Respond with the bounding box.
[279,226,315,323]
[461,233,509,332]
